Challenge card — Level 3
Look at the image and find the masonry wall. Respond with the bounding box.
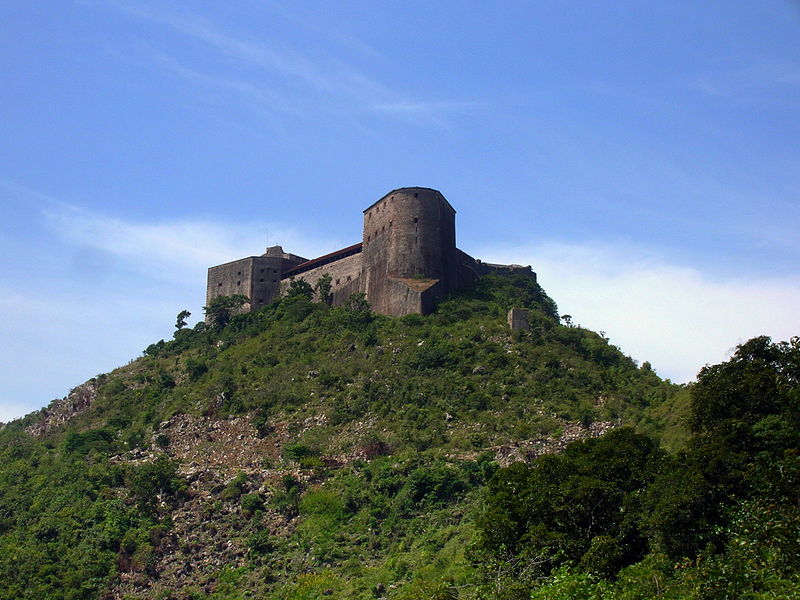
[361,187,458,316]
[205,188,539,319]
[206,252,307,316]
[248,256,288,311]
[206,258,257,313]
[279,252,364,306]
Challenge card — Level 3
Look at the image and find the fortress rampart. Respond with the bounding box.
[206,187,535,318]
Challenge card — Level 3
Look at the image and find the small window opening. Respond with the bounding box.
[236,281,241,286]
[335,279,341,285]
[260,278,264,282]
[414,193,419,198]
[413,217,419,223]
[347,275,352,281]
[218,282,222,287]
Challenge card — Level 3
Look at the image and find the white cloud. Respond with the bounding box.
[43,204,338,284]
[478,241,800,383]
[0,205,350,422]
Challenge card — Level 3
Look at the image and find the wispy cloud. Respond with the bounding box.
[479,241,800,383]
[693,60,800,106]
[147,49,300,118]
[92,0,473,125]
[42,203,341,284]
[2,202,350,421]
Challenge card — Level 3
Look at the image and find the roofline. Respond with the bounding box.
[281,242,363,278]
[362,187,455,214]
[208,256,261,270]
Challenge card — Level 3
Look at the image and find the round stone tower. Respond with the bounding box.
[361,187,458,313]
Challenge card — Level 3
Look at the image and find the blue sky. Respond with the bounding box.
[2,1,799,421]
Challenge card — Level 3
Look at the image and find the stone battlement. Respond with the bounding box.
[206,188,535,317]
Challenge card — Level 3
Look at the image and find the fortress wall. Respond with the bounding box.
[205,188,535,319]
[361,188,458,314]
[248,256,288,310]
[279,252,364,305]
[207,257,257,313]
[476,261,536,282]
[363,188,455,281]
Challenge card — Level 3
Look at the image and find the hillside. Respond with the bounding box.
[2,273,795,599]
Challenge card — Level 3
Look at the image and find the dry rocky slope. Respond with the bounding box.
[26,382,616,597]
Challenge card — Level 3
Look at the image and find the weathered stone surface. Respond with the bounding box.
[26,381,98,437]
[206,188,538,318]
[508,308,530,330]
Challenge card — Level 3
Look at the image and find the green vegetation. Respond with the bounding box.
[473,335,800,599]
[0,272,794,599]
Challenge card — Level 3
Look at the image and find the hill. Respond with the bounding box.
[1,273,795,599]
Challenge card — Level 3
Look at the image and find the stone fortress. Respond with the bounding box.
[207,187,534,318]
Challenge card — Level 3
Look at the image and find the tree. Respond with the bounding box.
[175,310,191,331]
[203,294,249,328]
[641,336,800,560]
[315,274,333,305]
[473,428,665,584]
[287,278,313,299]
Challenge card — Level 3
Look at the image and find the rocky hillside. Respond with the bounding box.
[0,273,685,599]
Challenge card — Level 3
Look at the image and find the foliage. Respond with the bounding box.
[287,278,314,299]
[473,428,664,585]
[472,335,800,599]
[315,274,333,305]
[176,309,191,331]
[204,294,249,328]
[0,273,709,600]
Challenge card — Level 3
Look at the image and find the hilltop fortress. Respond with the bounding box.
[207,187,534,318]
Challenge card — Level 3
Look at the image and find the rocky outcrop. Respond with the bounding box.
[492,421,618,467]
[25,381,97,437]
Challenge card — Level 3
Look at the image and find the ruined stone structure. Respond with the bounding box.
[206,187,534,318]
[507,308,530,331]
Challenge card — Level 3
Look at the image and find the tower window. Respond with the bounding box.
[414,193,418,198]
[237,281,241,286]
[260,278,264,282]
[413,217,418,223]
[336,278,340,285]
[218,282,222,287]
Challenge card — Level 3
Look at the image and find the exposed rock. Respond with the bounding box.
[491,421,617,467]
[26,381,98,437]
